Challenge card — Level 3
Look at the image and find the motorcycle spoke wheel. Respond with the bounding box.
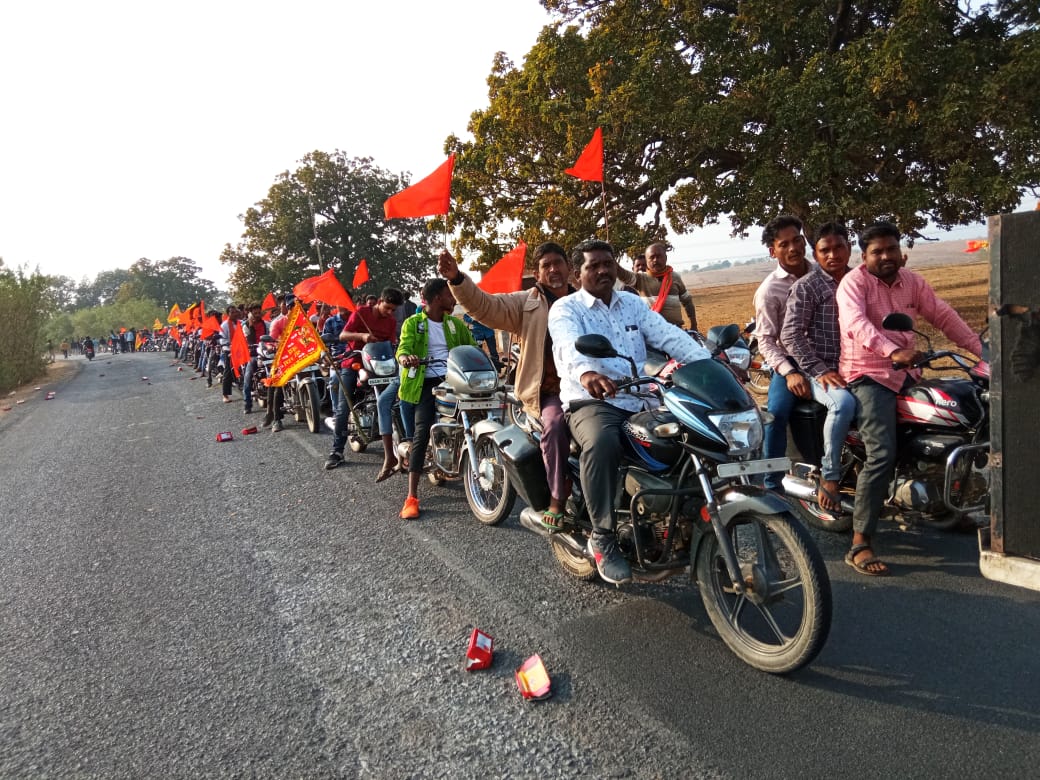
[550,534,597,581]
[791,497,853,533]
[461,438,516,526]
[696,510,832,674]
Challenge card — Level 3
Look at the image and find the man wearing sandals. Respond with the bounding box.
[837,221,982,576]
[438,242,576,530]
[780,222,857,513]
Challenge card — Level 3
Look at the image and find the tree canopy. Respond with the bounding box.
[221,151,441,302]
[447,0,1039,264]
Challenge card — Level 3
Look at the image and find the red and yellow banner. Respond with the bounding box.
[263,302,323,387]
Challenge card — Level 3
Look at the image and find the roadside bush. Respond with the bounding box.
[0,263,52,393]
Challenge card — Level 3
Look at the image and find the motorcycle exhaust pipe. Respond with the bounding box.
[782,473,856,515]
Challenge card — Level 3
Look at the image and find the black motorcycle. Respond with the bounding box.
[783,313,990,532]
[495,330,832,674]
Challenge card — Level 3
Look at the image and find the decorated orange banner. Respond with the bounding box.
[263,302,323,387]
[167,304,181,324]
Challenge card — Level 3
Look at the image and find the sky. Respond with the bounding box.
[0,1,1019,291]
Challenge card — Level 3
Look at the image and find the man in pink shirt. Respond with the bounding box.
[836,221,982,576]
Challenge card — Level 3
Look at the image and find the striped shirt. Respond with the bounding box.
[780,267,842,378]
[836,264,982,392]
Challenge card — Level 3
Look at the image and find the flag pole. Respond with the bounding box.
[600,180,609,243]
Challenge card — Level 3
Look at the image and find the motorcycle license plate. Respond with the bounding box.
[716,457,790,478]
[456,398,504,411]
[368,377,393,386]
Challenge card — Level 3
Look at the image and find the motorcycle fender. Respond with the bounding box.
[472,418,504,440]
[715,486,792,526]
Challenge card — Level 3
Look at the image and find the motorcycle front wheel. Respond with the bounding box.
[461,437,517,525]
[695,510,831,674]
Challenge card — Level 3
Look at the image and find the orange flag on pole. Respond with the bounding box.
[263,302,324,387]
[262,292,276,311]
[477,241,528,294]
[384,155,455,219]
[230,320,250,378]
[352,258,371,288]
[965,239,989,253]
[565,127,604,182]
[293,268,356,312]
[153,318,163,330]
[167,304,182,324]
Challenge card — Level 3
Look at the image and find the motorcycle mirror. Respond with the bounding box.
[882,313,914,331]
[705,323,741,354]
[575,334,618,359]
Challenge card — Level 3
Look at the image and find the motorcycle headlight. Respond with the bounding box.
[464,369,498,392]
[725,346,751,371]
[707,408,763,456]
[371,357,398,376]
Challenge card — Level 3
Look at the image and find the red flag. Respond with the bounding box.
[306,301,317,317]
[352,258,371,288]
[264,302,324,387]
[262,292,276,311]
[565,127,604,182]
[384,155,455,219]
[964,239,989,253]
[199,312,222,340]
[477,242,527,294]
[293,268,356,312]
[230,320,250,378]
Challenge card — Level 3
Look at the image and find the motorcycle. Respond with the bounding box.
[782,312,990,532]
[252,336,325,432]
[338,341,400,453]
[428,345,517,526]
[83,341,95,361]
[494,329,832,674]
[742,319,773,394]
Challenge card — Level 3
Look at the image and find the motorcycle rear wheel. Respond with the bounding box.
[550,534,597,581]
[791,497,854,533]
[461,438,516,525]
[695,510,832,674]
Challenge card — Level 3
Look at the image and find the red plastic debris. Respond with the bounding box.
[216,431,234,442]
[516,654,552,700]
[465,628,494,671]
[241,426,258,435]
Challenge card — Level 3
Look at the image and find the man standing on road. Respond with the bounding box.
[261,294,292,433]
[615,242,699,331]
[753,215,814,492]
[548,240,710,584]
[395,279,474,520]
[836,221,983,576]
[780,222,857,511]
[438,242,576,529]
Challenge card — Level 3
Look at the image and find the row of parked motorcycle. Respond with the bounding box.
[244,316,990,675]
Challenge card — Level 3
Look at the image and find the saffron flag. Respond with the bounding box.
[153,318,163,330]
[306,301,318,318]
[965,239,989,253]
[263,302,324,387]
[477,241,527,295]
[384,155,455,219]
[200,312,222,340]
[135,333,145,351]
[170,327,182,346]
[177,303,197,327]
[352,258,370,288]
[230,320,250,378]
[167,304,182,324]
[262,292,276,311]
[293,268,356,312]
[565,127,604,182]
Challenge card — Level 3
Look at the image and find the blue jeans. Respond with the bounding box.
[808,378,857,482]
[331,366,359,454]
[847,378,898,536]
[243,359,256,411]
[763,370,798,490]
[376,376,413,439]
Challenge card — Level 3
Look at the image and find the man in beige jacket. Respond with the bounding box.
[438,243,575,529]
[616,242,699,332]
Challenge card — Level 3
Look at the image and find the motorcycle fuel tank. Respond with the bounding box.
[897,379,983,428]
[624,409,684,471]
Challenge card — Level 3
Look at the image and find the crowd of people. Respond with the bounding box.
[170,219,981,584]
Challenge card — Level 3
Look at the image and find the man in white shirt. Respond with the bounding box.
[548,240,710,585]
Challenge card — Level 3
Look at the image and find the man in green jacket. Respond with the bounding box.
[395,278,475,519]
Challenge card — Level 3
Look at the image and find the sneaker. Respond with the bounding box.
[271,419,284,433]
[244,407,254,415]
[587,532,632,585]
[324,452,344,470]
[399,496,420,520]
[260,415,273,429]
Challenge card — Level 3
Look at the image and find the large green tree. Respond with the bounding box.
[117,257,219,310]
[222,151,440,302]
[447,0,1039,265]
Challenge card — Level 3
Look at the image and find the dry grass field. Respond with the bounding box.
[691,262,989,352]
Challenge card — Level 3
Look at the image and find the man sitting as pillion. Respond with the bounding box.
[548,240,710,585]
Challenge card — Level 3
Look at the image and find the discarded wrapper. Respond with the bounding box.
[34,386,41,391]
[516,654,552,701]
[141,376,149,381]
[216,431,234,442]
[177,367,184,372]
[465,628,494,671]
[15,399,26,405]
[241,426,258,435]
[2,406,12,411]
[45,392,55,400]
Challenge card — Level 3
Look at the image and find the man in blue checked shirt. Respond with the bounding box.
[548,239,710,585]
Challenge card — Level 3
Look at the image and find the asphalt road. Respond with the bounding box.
[2,352,1039,778]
